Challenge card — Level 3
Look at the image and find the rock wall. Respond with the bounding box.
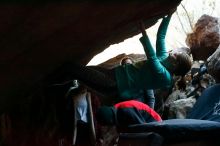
[186,14,220,60]
[207,45,220,82]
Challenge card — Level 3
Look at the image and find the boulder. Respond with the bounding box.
[207,45,220,82]
[169,97,196,119]
[186,14,220,60]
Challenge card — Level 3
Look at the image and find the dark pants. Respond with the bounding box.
[46,62,118,99]
[145,90,155,109]
[135,90,155,109]
[75,121,90,145]
[46,63,157,106]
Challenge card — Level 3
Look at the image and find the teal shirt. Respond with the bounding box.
[115,15,173,99]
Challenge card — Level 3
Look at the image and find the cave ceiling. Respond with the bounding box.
[0,0,182,112]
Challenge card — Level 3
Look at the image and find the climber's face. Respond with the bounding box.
[168,51,178,66]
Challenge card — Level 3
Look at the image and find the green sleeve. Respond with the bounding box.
[139,35,156,60]
[156,15,172,58]
[139,36,165,73]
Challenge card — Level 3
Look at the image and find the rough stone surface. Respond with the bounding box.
[0,0,182,113]
[0,1,183,146]
[186,14,220,60]
[207,45,220,82]
[169,97,196,119]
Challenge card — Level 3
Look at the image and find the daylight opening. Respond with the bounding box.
[87,0,220,66]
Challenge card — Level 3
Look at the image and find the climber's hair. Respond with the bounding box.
[174,52,192,77]
[174,52,192,90]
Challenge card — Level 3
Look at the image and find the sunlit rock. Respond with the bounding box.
[186,14,220,60]
[169,97,196,119]
[207,45,220,82]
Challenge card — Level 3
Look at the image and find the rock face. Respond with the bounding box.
[0,0,182,113]
[207,45,220,82]
[169,96,196,119]
[0,1,183,146]
[186,14,220,60]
